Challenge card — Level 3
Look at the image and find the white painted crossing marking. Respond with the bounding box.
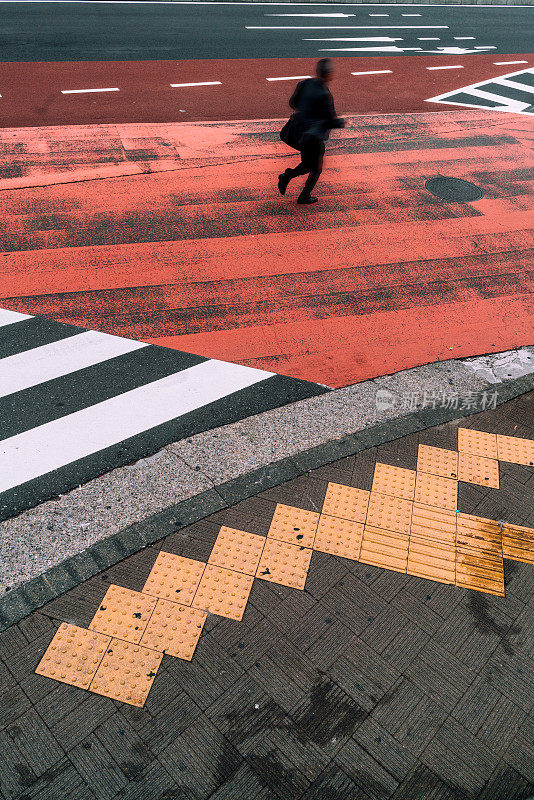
[418,37,440,41]
[0,360,273,493]
[266,75,311,81]
[320,46,422,52]
[474,46,497,50]
[426,65,464,70]
[61,87,119,94]
[402,13,422,16]
[0,331,148,399]
[266,13,354,17]
[426,66,534,115]
[170,81,222,88]
[0,309,32,327]
[454,37,476,40]
[351,70,393,76]
[304,37,403,42]
[369,14,389,16]
[494,61,529,66]
[246,26,449,30]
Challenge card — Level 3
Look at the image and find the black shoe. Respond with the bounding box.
[278,173,290,196]
[297,194,318,205]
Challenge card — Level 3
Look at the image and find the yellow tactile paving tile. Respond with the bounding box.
[267,503,320,547]
[142,552,206,605]
[366,493,413,535]
[502,522,534,565]
[89,585,157,644]
[314,515,364,561]
[35,623,110,689]
[410,502,457,545]
[455,551,505,597]
[458,453,500,489]
[191,565,254,621]
[89,638,163,707]
[359,526,409,574]
[256,539,312,590]
[414,472,458,511]
[458,428,498,459]
[417,444,459,479]
[321,482,370,523]
[496,434,534,467]
[456,513,503,558]
[407,536,456,586]
[371,463,416,500]
[140,600,207,661]
[208,527,266,576]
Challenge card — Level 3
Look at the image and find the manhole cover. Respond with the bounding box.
[425,176,484,202]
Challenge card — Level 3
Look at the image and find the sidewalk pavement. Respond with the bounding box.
[1,392,534,800]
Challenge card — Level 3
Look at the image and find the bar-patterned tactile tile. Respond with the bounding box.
[407,536,456,586]
[455,551,505,597]
[140,600,207,661]
[371,463,416,500]
[191,564,254,621]
[458,452,499,489]
[321,482,370,523]
[89,585,157,644]
[414,472,458,511]
[35,623,110,689]
[208,527,266,575]
[496,434,534,467]
[456,513,503,557]
[267,503,319,547]
[256,539,312,589]
[314,515,364,560]
[142,552,206,605]
[410,502,457,545]
[502,522,534,564]
[89,639,163,707]
[359,526,410,573]
[417,444,458,479]
[366,492,413,535]
[458,428,498,459]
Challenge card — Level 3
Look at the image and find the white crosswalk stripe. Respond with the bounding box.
[426,67,534,115]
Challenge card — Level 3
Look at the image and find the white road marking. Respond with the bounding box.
[320,46,422,52]
[246,26,449,30]
[498,76,534,93]
[0,331,148,399]
[418,37,440,40]
[61,87,119,94]
[422,46,487,54]
[430,86,534,114]
[266,12,354,16]
[170,81,222,87]
[426,64,464,70]
[0,309,32,327]
[454,37,476,40]
[266,74,311,81]
[304,37,403,41]
[494,60,529,65]
[402,13,421,16]
[474,46,497,49]
[369,14,389,17]
[0,360,273,493]
[351,69,393,76]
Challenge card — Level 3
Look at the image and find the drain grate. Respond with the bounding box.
[425,176,484,202]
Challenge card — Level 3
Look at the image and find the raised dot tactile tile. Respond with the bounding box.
[371,462,416,500]
[455,551,505,597]
[456,513,503,558]
[417,444,459,479]
[407,536,456,586]
[256,539,312,590]
[496,434,534,467]
[314,515,364,561]
[502,523,534,565]
[321,482,370,523]
[89,638,163,707]
[191,565,254,621]
[89,585,157,644]
[142,551,206,605]
[35,623,110,689]
[208,526,266,575]
[359,526,409,573]
[414,472,458,511]
[410,502,457,545]
[140,600,207,661]
[458,452,500,489]
[458,428,498,459]
[366,492,413,535]
[267,503,319,547]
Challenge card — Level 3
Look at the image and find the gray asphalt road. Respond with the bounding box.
[0,2,532,61]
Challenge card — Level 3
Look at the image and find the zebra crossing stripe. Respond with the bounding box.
[0,309,32,327]
[425,67,534,115]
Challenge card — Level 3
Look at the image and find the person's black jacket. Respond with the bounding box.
[288,78,344,144]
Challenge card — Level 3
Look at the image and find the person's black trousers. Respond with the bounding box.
[283,136,325,196]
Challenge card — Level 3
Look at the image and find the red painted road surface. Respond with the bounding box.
[1,54,532,126]
[1,112,532,387]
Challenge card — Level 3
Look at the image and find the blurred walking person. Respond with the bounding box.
[278,58,345,205]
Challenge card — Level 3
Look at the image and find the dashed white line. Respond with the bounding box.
[494,60,529,65]
[418,37,440,41]
[369,13,389,16]
[474,46,497,50]
[170,81,222,87]
[320,46,422,52]
[304,37,403,42]
[402,13,421,16]
[61,87,119,94]
[351,69,393,76]
[266,74,311,81]
[454,37,476,40]
[426,64,464,70]
[266,12,354,17]
[246,25,449,30]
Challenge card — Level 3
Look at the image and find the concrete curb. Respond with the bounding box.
[1,360,532,632]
